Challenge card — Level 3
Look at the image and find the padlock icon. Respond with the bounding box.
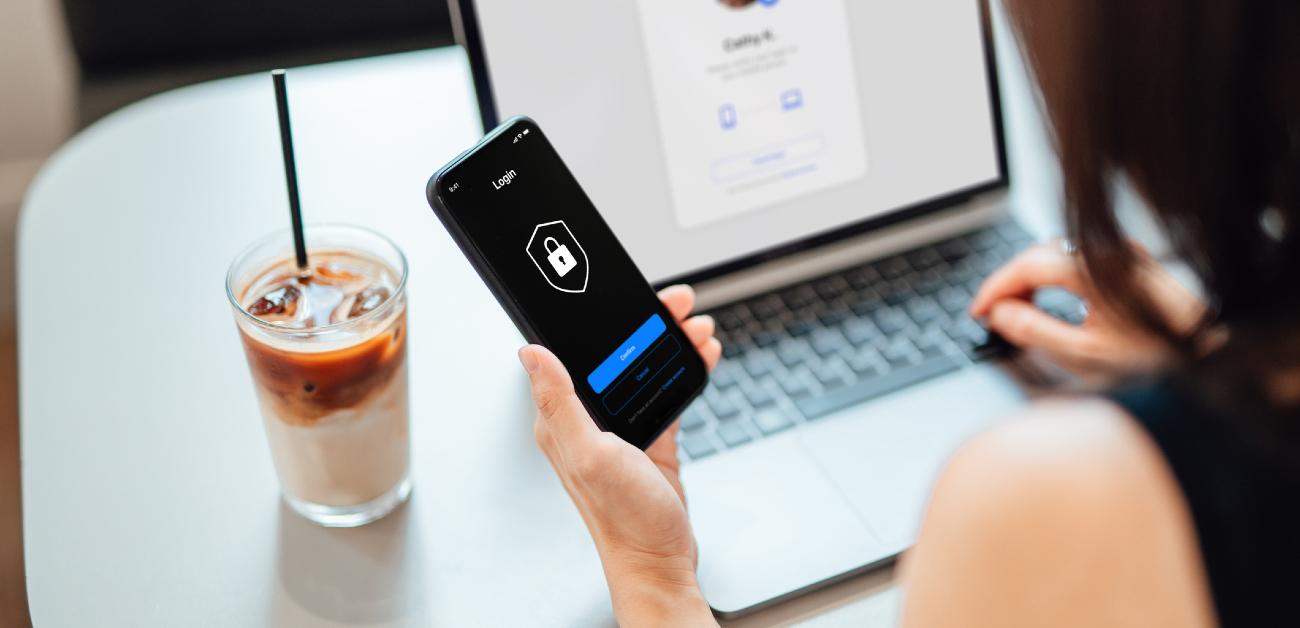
[544,237,577,277]
[528,220,588,293]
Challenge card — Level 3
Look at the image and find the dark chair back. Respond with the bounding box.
[62,0,451,75]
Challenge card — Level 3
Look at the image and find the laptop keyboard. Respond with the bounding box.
[675,220,1060,461]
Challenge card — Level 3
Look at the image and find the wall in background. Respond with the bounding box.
[0,0,75,197]
[0,0,77,335]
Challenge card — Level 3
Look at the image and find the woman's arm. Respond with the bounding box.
[521,285,720,627]
[603,554,714,628]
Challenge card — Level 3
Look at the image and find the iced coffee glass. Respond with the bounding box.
[227,224,410,527]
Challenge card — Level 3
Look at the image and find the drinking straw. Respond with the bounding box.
[271,69,309,272]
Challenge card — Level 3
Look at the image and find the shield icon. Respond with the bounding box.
[526,220,589,293]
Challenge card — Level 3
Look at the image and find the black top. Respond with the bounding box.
[1111,379,1299,627]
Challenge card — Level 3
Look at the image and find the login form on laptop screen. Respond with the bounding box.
[473,0,1001,281]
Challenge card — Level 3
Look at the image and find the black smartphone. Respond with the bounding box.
[425,116,708,450]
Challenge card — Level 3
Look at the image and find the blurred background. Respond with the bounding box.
[0,1,454,623]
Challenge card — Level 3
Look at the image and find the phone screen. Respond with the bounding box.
[430,117,707,448]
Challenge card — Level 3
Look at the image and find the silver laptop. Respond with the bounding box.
[452,0,1034,616]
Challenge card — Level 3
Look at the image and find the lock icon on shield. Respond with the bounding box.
[543,237,577,277]
[527,220,589,293]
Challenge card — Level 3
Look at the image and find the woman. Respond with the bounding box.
[517,1,1299,625]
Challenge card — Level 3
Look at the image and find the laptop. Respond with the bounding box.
[451,0,1045,616]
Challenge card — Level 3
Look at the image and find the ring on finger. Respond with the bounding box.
[1055,237,1078,257]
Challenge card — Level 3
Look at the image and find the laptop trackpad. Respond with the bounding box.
[684,434,891,615]
[799,364,1026,547]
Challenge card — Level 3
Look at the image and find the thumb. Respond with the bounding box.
[987,299,1093,357]
[518,345,600,444]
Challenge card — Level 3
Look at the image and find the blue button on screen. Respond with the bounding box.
[587,314,667,394]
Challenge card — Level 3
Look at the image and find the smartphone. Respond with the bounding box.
[425,116,708,450]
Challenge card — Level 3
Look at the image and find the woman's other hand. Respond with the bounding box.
[970,241,1203,377]
[520,284,721,627]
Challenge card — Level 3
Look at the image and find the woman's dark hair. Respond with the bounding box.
[1003,2,1300,419]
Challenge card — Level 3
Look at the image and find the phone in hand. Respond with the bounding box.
[425,116,708,449]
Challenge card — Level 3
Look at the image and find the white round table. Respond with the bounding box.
[15,47,915,627]
[19,28,1065,623]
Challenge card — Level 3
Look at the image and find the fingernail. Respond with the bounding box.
[518,346,539,373]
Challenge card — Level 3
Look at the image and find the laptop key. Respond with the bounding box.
[884,352,915,370]
[912,271,945,297]
[780,286,817,310]
[916,327,949,351]
[776,340,809,368]
[937,237,972,262]
[849,293,882,316]
[947,317,1006,360]
[968,229,1002,252]
[743,384,775,408]
[882,335,918,359]
[812,362,850,389]
[788,320,818,339]
[814,277,849,300]
[811,330,848,357]
[749,297,781,321]
[949,316,988,344]
[875,306,911,334]
[780,374,812,398]
[711,362,739,388]
[754,409,794,435]
[818,307,851,327]
[975,250,1007,275]
[906,296,943,324]
[879,257,911,280]
[680,406,708,431]
[920,343,949,360]
[718,310,747,332]
[706,392,740,420]
[906,247,942,270]
[946,259,977,285]
[681,433,717,460]
[848,349,883,376]
[841,318,880,346]
[796,354,963,419]
[881,281,913,307]
[744,351,776,378]
[716,422,752,448]
[938,286,970,314]
[996,220,1033,244]
[846,266,881,289]
[751,330,783,348]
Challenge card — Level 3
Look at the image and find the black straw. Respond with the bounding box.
[272,69,309,272]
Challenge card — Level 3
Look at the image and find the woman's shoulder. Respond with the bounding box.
[899,397,1216,627]
[943,397,1165,502]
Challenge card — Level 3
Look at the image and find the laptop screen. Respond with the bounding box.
[469,0,1002,283]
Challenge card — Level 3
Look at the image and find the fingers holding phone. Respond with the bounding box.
[428,117,709,450]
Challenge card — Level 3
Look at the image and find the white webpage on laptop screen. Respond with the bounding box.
[635,0,869,229]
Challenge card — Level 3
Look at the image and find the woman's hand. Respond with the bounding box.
[970,241,1203,377]
[519,285,721,627]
